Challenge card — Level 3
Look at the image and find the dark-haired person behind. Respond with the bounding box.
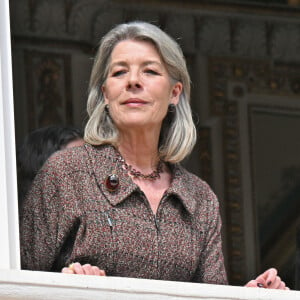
[20,22,288,290]
[17,125,84,210]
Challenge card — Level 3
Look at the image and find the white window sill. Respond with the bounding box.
[0,269,299,300]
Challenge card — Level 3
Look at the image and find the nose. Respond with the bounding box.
[126,71,142,89]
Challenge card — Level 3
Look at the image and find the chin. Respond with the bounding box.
[120,120,157,130]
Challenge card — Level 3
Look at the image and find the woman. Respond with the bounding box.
[20,21,287,289]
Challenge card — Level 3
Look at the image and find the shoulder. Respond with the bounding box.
[176,164,216,197]
[43,144,89,173]
[171,164,220,215]
[40,143,109,177]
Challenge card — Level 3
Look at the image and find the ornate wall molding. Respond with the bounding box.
[24,50,72,130]
[209,56,300,285]
[10,1,300,62]
[198,127,213,185]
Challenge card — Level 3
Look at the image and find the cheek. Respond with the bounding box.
[103,89,117,104]
[154,102,169,120]
[150,81,171,97]
[103,80,121,100]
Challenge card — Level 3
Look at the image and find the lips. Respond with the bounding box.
[122,98,148,105]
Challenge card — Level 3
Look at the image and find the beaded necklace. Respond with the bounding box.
[116,152,163,180]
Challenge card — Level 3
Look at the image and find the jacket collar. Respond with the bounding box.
[166,164,197,215]
[85,144,197,215]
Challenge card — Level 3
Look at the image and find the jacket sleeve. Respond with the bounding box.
[20,158,73,271]
[192,184,228,285]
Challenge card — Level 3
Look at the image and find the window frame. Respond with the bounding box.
[0,1,299,299]
[0,0,20,270]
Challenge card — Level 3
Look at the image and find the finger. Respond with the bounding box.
[278,281,286,290]
[252,275,267,287]
[82,264,93,275]
[61,267,74,274]
[72,262,85,274]
[268,276,281,289]
[91,266,102,276]
[92,266,106,276]
[245,280,265,288]
[264,268,278,286]
[270,276,286,290]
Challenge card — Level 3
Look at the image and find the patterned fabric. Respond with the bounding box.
[20,144,227,284]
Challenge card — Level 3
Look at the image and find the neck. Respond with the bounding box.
[117,130,161,173]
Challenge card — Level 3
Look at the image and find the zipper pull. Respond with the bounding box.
[105,212,113,228]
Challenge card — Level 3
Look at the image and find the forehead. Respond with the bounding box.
[110,39,161,61]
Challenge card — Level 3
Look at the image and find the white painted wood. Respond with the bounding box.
[0,270,300,300]
[0,0,20,270]
[1,1,300,298]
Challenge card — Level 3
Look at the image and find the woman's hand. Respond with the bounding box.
[245,268,289,290]
[61,262,106,276]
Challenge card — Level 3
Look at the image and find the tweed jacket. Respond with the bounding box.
[20,144,227,285]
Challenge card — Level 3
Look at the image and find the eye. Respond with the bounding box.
[144,69,160,75]
[112,70,126,77]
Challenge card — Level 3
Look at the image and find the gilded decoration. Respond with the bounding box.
[208,57,300,285]
[198,127,212,185]
[25,50,72,129]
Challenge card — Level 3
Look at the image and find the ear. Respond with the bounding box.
[101,85,109,104]
[170,82,182,105]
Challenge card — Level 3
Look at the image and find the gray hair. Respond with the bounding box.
[84,21,196,163]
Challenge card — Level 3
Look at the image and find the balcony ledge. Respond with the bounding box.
[0,269,299,300]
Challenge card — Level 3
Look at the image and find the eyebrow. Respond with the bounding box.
[110,60,163,69]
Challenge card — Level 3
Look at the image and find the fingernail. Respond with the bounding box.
[257,283,264,288]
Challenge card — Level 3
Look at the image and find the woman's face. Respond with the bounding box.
[102,39,182,133]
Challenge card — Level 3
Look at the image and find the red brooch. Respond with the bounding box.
[105,174,119,192]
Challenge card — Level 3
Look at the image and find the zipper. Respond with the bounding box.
[139,189,168,279]
[104,211,113,231]
[153,193,168,279]
[106,213,113,228]
[104,211,114,273]
[154,216,160,232]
